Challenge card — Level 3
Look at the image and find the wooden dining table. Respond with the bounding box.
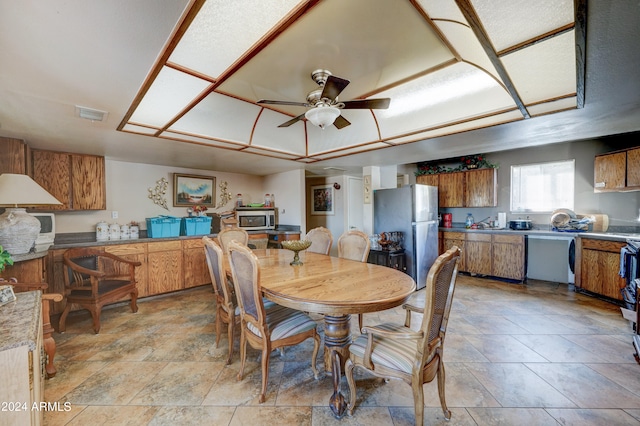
[226,248,416,418]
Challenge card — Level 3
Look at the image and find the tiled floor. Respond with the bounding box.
[43,275,640,425]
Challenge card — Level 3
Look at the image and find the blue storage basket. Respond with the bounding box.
[180,216,212,236]
[146,216,181,238]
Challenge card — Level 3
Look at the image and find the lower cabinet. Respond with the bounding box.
[0,255,46,282]
[576,237,626,301]
[182,239,211,289]
[104,243,148,296]
[440,231,526,281]
[147,241,183,295]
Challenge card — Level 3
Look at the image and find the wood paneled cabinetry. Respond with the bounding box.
[0,255,46,282]
[147,241,183,295]
[417,168,497,208]
[594,147,640,192]
[441,232,466,272]
[183,239,210,289]
[47,239,212,315]
[0,136,31,174]
[31,149,106,210]
[575,237,626,301]
[440,231,526,281]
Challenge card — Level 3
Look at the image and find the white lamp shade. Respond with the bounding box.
[305,106,341,129]
[0,173,62,206]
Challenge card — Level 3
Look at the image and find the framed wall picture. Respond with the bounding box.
[173,173,215,207]
[311,184,334,215]
[363,175,371,204]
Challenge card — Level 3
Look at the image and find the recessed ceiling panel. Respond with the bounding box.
[307,111,380,155]
[168,0,301,78]
[122,124,158,135]
[416,0,466,22]
[501,31,576,105]
[528,97,577,117]
[377,62,516,136]
[472,0,574,52]
[129,66,210,127]
[251,109,307,156]
[169,92,259,142]
[160,131,246,149]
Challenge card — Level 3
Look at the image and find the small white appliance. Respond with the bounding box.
[31,212,55,252]
[235,208,276,230]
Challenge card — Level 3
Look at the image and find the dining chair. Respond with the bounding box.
[337,229,371,330]
[60,247,141,334]
[217,227,249,254]
[345,246,461,425]
[227,240,321,403]
[305,226,333,255]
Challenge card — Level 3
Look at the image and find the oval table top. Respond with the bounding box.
[249,249,416,315]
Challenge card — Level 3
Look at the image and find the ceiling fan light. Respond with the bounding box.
[305,106,340,129]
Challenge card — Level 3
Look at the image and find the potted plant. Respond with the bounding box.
[0,245,14,273]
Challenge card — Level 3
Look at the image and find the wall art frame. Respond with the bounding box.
[173,173,215,207]
[311,184,334,215]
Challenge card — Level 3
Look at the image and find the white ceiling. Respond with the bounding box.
[0,1,639,177]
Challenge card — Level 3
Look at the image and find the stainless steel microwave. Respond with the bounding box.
[236,208,275,230]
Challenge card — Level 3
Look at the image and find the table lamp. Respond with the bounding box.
[0,173,62,255]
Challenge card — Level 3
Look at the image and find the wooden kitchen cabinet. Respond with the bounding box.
[417,168,497,207]
[492,234,525,281]
[441,231,466,272]
[438,171,465,207]
[627,147,640,188]
[464,233,492,275]
[182,238,210,289]
[147,240,183,294]
[0,136,31,174]
[105,243,148,297]
[575,237,626,301]
[31,149,106,210]
[465,168,497,207]
[594,151,626,192]
[0,255,46,282]
[249,232,269,249]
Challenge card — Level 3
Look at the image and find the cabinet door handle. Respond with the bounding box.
[595,182,606,188]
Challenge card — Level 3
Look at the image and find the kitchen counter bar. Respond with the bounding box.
[440,227,639,242]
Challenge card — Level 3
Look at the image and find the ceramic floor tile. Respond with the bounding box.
[388,407,477,426]
[525,363,640,408]
[466,407,559,425]
[464,362,576,408]
[44,360,110,403]
[311,406,392,426]
[545,408,640,425]
[230,406,312,425]
[422,363,500,408]
[561,334,638,364]
[512,334,610,363]
[586,362,640,395]
[463,334,549,362]
[460,314,531,334]
[129,361,224,405]
[148,406,236,425]
[63,405,159,426]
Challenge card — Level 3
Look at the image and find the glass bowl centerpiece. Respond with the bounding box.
[280,240,312,265]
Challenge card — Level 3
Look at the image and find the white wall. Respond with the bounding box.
[306,176,345,256]
[263,169,305,228]
[55,160,265,233]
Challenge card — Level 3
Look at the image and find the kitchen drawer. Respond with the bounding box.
[493,234,523,244]
[581,238,625,252]
[182,238,205,250]
[147,240,182,252]
[105,243,146,255]
[466,232,492,242]
[443,232,465,240]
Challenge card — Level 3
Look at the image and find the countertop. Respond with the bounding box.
[0,290,41,352]
[51,228,301,249]
[439,226,640,242]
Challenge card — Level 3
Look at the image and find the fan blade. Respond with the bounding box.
[333,115,351,129]
[258,99,310,107]
[341,98,390,109]
[278,113,305,128]
[321,75,350,101]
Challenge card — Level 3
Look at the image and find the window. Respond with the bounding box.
[510,160,574,213]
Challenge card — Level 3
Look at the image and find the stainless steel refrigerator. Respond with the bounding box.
[373,184,439,290]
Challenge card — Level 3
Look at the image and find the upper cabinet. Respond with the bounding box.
[417,168,497,208]
[594,147,640,192]
[32,149,106,211]
[0,137,31,175]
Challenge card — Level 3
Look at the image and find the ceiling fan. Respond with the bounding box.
[257,69,390,130]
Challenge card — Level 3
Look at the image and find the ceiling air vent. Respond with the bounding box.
[75,106,108,122]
